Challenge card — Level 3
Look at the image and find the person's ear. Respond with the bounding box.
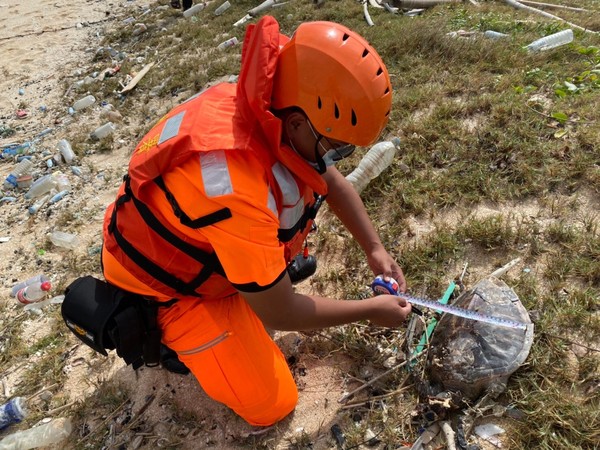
[285,111,307,138]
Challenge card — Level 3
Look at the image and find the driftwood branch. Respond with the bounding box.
[502,0,599,34]
[519,0,589,12]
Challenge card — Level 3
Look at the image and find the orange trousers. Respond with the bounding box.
[103,250,298,426]
[158,293,298,426]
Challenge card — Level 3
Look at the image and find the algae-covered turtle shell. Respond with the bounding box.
[425,276,534,401]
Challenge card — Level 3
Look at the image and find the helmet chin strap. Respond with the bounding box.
[286,130,329,175]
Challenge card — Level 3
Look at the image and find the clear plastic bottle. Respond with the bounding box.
[24,174,57,200]
[90,122,116,140]
[57,140,75,164]
[0,417,72,450]
[0,397,27,431]
[484,30,508,40]
[214,0,231,15]
[10,274,49,297]
[525,29,573,52]
[28,194,50,215]
[16,281,52,305]
[3,158,34,189]
[345,138,401,193]
[72,94,96,111]
[49,230,80,250]
[183,2,206,17]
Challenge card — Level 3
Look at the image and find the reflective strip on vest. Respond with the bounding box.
[200,151,233,197]
[159,111,186,145]
[271,162,304,230]
[267,187,277,217]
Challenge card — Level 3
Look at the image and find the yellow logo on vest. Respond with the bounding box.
[135,134,160,155]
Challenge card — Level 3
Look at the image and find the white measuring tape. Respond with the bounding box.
[371,276,529,331]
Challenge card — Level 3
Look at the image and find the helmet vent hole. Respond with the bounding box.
[384,86,390,95]
[385,109,390,117]
[334,103,340,119]
[377,67,383,76]
[342,33,350,41]
[351,110,357,126]
[362,49,369,58]
[317,97,322,109]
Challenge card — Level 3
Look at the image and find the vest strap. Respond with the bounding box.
[154,176,233,229]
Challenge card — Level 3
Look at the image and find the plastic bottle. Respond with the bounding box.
[214,0,231,15]
[57,140,75,164]
[10,274,49,297]
[0,398,27,431]
[90,122,116,140]
[16,281,52,305]
[484,30,508,40]
[3,158,34,189]
[72,94,96,111]
[0,417,72,450]
[24,174,57,200]
[183,2,206,17]
[345,138,401,193]
[49,230,80,250]
[217,37,239,51]
[28,194,50,215]
[48,190,70,204]
[525,29,573,52]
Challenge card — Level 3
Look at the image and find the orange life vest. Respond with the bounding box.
[102,16,328,299]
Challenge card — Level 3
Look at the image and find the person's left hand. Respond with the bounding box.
[367,246,407,293]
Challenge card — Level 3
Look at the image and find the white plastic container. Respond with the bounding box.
[217,37,239,51]
[0,417,72,449]
[72,94,96,111]
[49,230,80,250]
[57,139,75,164]
[214,1,231,15]
[91,122,116,140]
[25,174,57,200]
[183,2,206,17]
[16,281,52,305]
[345,138,400,193]
[525,29,573,52]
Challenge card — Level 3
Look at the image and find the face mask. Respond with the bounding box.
[307,121,356,174]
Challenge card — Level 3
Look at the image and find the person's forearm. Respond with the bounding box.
[324,168,384,254]
[275,293,375,331]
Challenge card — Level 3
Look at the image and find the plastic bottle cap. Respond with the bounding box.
[40,281,52,291]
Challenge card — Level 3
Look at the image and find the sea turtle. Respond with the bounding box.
[424,276,534,401]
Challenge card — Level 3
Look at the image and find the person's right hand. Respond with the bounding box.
[366,294,412,328]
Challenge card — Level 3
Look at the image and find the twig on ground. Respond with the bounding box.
[340,383,414,409]
[502,0,599,34]
[519,0,589,12]
[26,382,59,402]
[339,351,425,404]
[542,332,600,353]
[76,398,130,446]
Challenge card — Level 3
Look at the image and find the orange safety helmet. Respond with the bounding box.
[272,21,392,147]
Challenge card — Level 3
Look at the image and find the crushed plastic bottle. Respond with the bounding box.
[345,138,401,193]
[57,140,75,164]
[49,230,79,250]
[0,398,27,431]
[214,0,231,15]
[525,29,573,52]
[16,281,52,305]
[24,174,57,200]
[0,417,72,450]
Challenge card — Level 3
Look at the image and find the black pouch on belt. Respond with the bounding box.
[61,276,175,369]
